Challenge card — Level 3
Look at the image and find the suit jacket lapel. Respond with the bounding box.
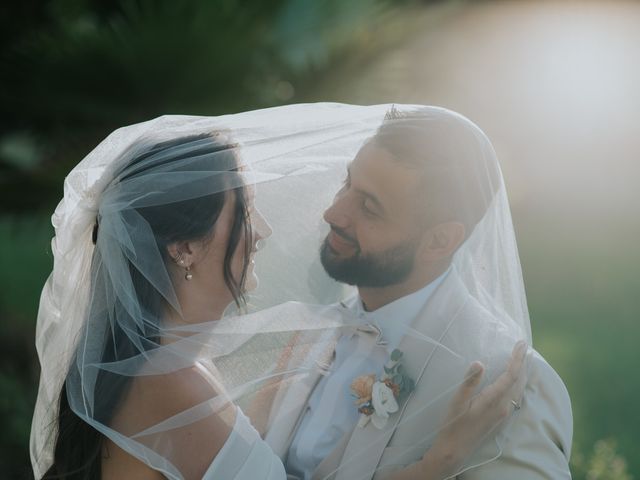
[265,328,338,459]
[333,269,468,480]
[313,329,392,480]
[268,368,324,458]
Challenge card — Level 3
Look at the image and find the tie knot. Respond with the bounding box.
[356,323,388,346]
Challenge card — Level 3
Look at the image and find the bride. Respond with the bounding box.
[31,106,527,480]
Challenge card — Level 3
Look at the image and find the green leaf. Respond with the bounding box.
[405,378,415,392]
[390,349,403,362]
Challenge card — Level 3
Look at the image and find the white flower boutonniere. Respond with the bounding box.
[350,349,415,429]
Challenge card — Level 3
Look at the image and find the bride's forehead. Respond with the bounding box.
[242,181,256,200]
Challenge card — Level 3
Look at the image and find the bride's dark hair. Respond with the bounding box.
[42,133,253,479]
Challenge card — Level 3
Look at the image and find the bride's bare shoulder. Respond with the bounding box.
[113,363,235,433]
[103,364,236,479]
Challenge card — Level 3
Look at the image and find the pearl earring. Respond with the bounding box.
[175,252,191,280]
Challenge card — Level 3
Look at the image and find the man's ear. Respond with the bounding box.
[420,222,466,261]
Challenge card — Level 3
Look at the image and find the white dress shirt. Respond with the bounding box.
[285,273,447,480]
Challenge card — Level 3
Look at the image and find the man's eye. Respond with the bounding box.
[362,202,377,216]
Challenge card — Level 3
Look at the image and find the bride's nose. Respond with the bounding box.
[252,207,272,246]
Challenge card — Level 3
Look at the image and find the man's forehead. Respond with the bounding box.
[350,143,422,212]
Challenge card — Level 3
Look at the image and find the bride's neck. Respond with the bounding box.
[164,302,227,326]
[173,279,232,322]
[160,291,231,345]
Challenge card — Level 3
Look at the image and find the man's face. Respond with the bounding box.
[321,141,426,287]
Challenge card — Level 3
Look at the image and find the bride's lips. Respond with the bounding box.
[327,229,357,253]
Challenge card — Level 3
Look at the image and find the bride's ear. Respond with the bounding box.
[419,222,466,261]
[167,241,196,267]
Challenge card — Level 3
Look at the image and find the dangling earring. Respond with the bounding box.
[175,251,192,280]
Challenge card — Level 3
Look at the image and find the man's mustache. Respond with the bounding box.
[329,226,358,246]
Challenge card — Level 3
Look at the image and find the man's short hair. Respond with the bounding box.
[372,106,501,238]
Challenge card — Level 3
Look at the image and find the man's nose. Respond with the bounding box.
[323,194,351,229]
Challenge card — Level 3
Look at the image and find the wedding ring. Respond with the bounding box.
[511,399,521,410]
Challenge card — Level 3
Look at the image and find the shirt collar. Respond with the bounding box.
[352,268,450,352]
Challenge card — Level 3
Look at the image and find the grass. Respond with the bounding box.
[517,210,640,477]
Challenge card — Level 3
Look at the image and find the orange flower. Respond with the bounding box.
[358,405,374,415]
[351,374,376,405]
[384,378,400,397]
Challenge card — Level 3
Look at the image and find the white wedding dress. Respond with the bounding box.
[203,409,286,480]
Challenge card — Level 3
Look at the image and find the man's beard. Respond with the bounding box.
[320,233,418,287]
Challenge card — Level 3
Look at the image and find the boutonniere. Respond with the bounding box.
[350,349,415,429]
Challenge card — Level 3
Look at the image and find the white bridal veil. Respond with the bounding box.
[31,103,531,479]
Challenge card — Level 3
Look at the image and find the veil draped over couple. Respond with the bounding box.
[30,103,573,480]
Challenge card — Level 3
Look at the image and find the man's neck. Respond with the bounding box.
[358,262,449,312]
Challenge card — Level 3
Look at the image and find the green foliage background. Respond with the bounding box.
[0,1,635,479]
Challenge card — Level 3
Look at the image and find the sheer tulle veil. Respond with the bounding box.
[30,103,531,479]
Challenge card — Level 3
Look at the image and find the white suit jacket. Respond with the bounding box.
[265,269,573,480]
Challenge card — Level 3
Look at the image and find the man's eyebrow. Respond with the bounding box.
[346,165,385,213]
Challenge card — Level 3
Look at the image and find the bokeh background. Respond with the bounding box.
[1,1,638,478]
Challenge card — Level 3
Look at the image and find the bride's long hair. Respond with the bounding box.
[42,134,253,479]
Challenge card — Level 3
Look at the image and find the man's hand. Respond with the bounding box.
[389,340,528,480]
[423,340,529,478]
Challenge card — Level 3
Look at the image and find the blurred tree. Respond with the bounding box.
[0,0,408,214]
[1,0,287,212]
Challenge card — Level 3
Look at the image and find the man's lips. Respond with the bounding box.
[327,229,357,253]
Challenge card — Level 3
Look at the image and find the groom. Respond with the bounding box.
[266,106,573,479]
